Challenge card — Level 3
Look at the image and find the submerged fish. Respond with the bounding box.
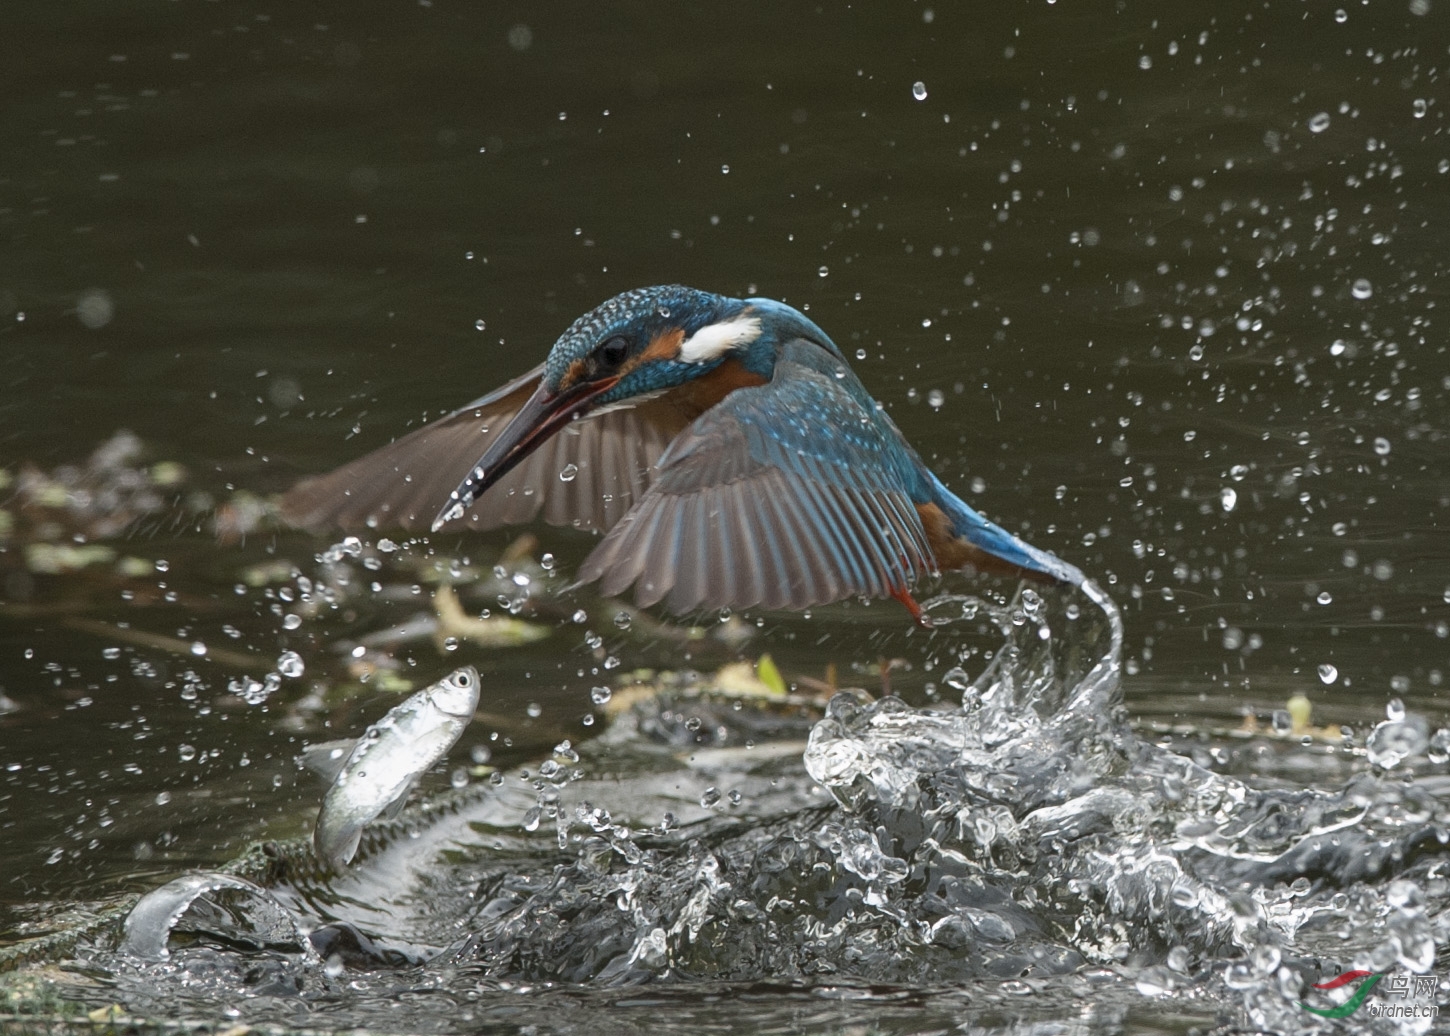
[313,665,480,868]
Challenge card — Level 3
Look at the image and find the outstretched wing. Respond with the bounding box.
[280,365,691,535]
[576,341,939,612]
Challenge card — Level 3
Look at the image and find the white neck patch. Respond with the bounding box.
[677,314,763,364]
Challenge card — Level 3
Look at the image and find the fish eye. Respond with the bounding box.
[598,335,630,367]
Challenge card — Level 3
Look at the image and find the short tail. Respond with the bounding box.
[924,473,1086,587]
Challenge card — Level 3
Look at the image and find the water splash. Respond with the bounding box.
[84,578,1450,1034]
[120,873,318,964]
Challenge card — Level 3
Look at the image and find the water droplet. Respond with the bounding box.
[1308,111,1331,133]
[1137,54,1153,71]
[1219,487,1237,512]
[590,685,612,706]
[927,389,945,409]
[178,744,196,762]
[559,463,578,482]
[282,613,302,630]
[818,265,829,278]
[1413,98,1428,118]
[474,319,486,331]
[1318,663,1338,684]
[613,611,632,630]
[76,288,115,330]
[720,164,730,174]
[1366,709,1427,768]
[190,641,207,657]
[102,647,121,660]
[154,791,172,806]
[699,787,721,808]
[276,650,304,678]
[1316,591,1332,605]
[911,81,927,101]
[1351,277,1372,299]
[1373,437,1391,456]
[1250,944,1281,975]
[526,702,542,718]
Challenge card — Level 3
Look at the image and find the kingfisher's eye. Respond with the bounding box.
[599,335,630,367]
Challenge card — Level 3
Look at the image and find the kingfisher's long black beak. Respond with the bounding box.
[430,376,620,532]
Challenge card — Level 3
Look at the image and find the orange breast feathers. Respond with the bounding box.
[665,357,769,418]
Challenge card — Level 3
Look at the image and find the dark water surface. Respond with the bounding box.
[2,1,1448,1033]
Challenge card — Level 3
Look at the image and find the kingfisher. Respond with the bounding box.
[281,285,1084,623]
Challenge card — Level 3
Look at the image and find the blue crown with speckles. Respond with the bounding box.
[542,285,735,389]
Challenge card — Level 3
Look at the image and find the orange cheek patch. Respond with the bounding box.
[616,327,685,380]
[642,327,685,363]
[558,358,590,391]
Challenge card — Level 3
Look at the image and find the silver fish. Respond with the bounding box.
[313,665,480,868]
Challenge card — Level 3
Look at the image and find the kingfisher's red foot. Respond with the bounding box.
[890,586,931,629]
